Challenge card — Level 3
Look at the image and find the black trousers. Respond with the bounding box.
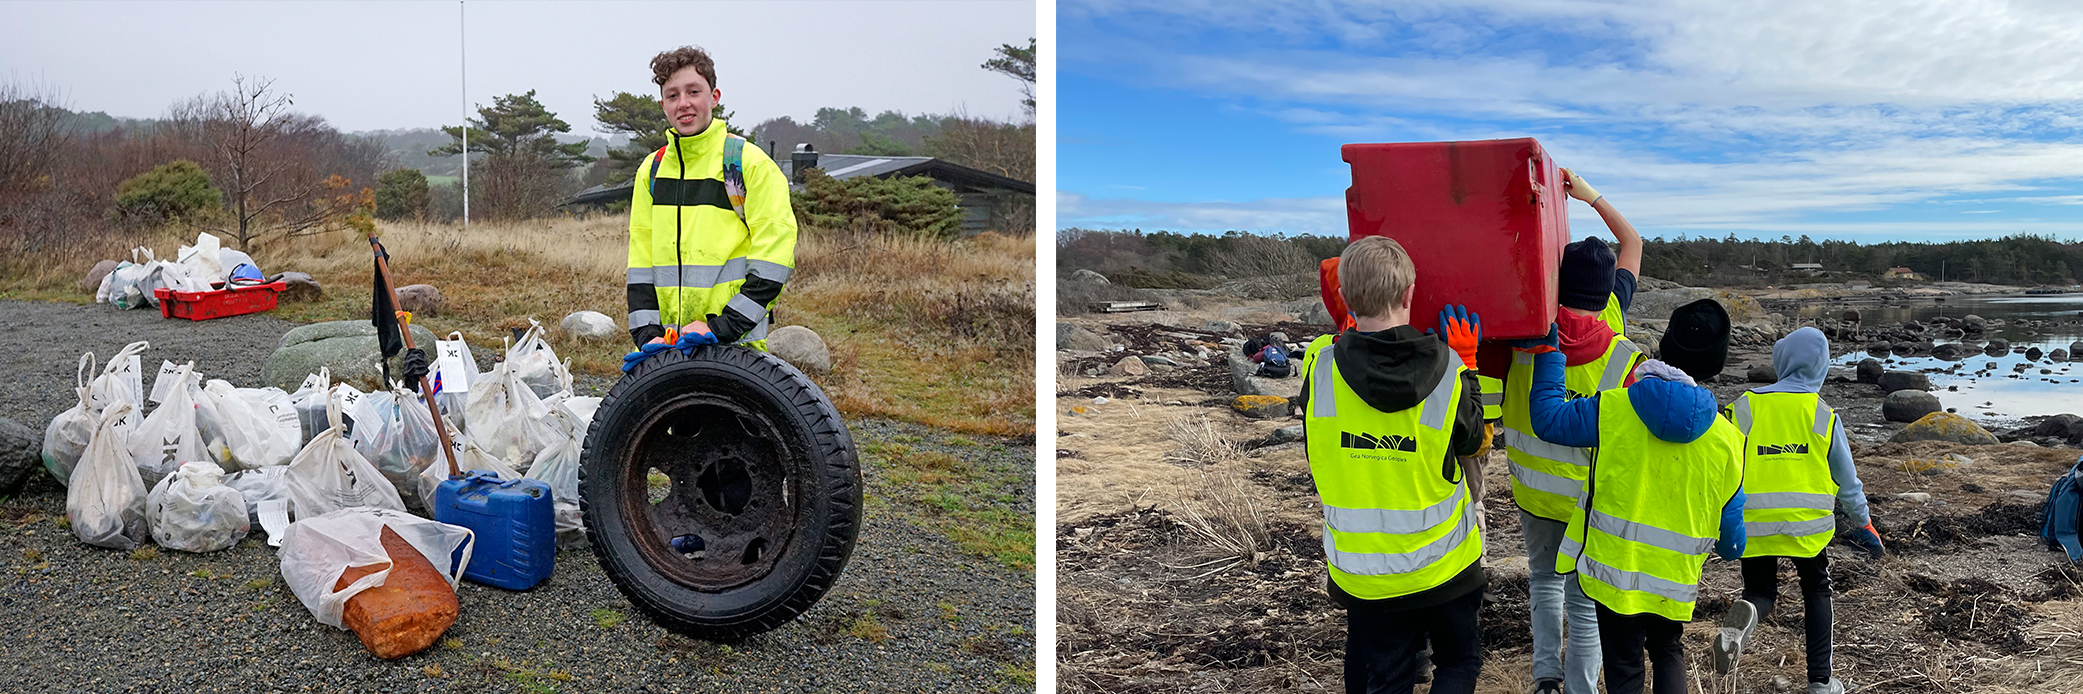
[1740,554,1833,684]
[1595,603,1687,694]
[1345,588,1484,694]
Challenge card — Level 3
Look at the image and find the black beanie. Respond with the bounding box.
[1659,298,1730,382]
[1558,237,1616,312]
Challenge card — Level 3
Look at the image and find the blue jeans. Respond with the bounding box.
[1523,510,1601,694]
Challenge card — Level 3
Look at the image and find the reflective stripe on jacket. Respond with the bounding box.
[626,119,798,348]
[1726,392,1840,559]
[1501,335,1643,521]
[1300,334,1484,601]
[1476,374,1503,421]
[1558,386,1744,622]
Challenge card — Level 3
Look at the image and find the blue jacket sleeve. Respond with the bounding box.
[1827,418,1871,527]
[1527,350,1601,447]
[1716,486,1747,560]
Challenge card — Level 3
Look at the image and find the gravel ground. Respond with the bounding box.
[0,300,1035,693]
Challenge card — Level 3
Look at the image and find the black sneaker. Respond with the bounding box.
[1533,678,1564,694]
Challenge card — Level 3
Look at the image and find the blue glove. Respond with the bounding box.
[621,341,672,373]
[1847,522,1885,561]
[1510,324,1561,354]
[674,328,718,354]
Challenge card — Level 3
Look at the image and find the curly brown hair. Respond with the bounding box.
[650,46,717,90]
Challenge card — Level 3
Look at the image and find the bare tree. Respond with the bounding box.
[0,79,73,196]
[170,75,353,250]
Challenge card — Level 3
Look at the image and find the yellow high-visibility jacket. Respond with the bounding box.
[627,119,797,349]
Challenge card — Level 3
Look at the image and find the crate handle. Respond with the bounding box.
[1527,155,1546,206]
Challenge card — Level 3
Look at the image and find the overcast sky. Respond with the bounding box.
[1060,0,2083,243]
[1,0,1035,135]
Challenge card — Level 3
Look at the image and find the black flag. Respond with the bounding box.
[372,240,402,384]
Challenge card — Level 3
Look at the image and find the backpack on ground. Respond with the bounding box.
[2041,454,2083,562]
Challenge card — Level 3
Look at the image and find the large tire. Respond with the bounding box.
[579,345,861,640]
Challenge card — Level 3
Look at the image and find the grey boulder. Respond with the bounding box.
[1228,346,1301,399]
[1747,363,1778,383]
[84,259,119,294]
[561,311,620,341]
[1856,358,1883,383]
[1876,371,1931,393]
[1056,323,1112,352]
[766,325,832,375]
[0,417,38,496]
[395,284,445,316]
[263,320,439,391]
[1882,390,1943,423]
[276,272,323,302]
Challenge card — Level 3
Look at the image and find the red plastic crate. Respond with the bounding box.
[153,281,286,321]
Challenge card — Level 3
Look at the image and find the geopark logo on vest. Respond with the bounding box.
[1754,443,1811,456]
[1341,431,1420,459]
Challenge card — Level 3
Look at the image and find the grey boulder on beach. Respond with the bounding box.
[261,320,438,391]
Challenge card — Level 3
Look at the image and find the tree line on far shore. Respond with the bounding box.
[1058,227,2083,292]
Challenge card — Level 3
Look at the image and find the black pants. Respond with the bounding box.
[1740,554,1833,684]
[1345,588,1483,694]
[1595,603,1686,694]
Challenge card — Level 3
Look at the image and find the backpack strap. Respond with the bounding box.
[722,134,747,223]
[646,145,668,198]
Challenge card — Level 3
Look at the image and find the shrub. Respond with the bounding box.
[792,169,963,239]
[110,160,221,226]
[373,168,429,220]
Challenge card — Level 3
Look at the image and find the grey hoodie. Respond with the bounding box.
[1749,327,1871,527]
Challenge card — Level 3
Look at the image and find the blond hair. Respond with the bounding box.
[1339,236,1416,318]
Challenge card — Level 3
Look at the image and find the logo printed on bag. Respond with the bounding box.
[1755,443,1811,456]
[161,436,180,465]
[1341,431,1419,452]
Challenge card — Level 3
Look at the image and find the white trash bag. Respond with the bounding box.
[525,397,585,546]
[506,320,573,399]
[348,388,446,512]
[415,431,521,512]
[106,248,161,310]
[41,353,101,486]
[286,369,333,445]
[176,231,226,285]
[464,361,556,472]
[223,465,290,525]
[277,508,474,629]
[283,387,406,520]
[196,379,293,470]
[129,363,206,488]
[432,331,479,433]
[67,403,149,550]
[236,386,303,461]
[147,461,249,552]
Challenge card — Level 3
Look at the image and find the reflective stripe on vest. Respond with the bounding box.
[1477,374,1503,420]
[1500,335,1641,522]
[1728,391,1841,558]
[1301,334,1482,600]
[1558,385,1744,622]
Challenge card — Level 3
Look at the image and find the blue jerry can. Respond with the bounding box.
[434,470,557,590]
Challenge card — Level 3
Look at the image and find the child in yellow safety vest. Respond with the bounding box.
[1299,236,1490,694]
[1709,327,1884,694]
[1514,299,1747,694]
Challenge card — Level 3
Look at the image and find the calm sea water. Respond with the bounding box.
[1798,294,2083,425]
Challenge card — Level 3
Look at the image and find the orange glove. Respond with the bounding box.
[1434,304,1481,366]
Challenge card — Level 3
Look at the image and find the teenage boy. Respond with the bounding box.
[1300,236,1490,694]
[1497,168,1646,694]
[1515,299,1748,694]
[1711,327,1885,694]
[624,45,798,368]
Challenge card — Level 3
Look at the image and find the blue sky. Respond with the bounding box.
[1058,0,2083,243]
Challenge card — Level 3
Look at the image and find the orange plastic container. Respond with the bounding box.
[153,281,286,321]
[1342,137,1569,342]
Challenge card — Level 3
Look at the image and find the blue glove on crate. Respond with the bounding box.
[673,328,718,354]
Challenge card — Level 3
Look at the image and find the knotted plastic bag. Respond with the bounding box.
[67,403,149,550]
[526,395,586,546]
[129,363,205,488]
[147,461,249,552]
[41,353,101,486]
[348,389,446,513]
[277,508,474,629]
[505,320,572,399]
[284,387,406,520]
[463,361,556,472]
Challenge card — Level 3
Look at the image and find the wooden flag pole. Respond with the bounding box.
[371,235,463,478]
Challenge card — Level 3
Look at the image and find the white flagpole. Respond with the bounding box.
[460,0,469,230]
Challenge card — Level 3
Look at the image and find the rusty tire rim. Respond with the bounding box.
[618,391,799,592]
